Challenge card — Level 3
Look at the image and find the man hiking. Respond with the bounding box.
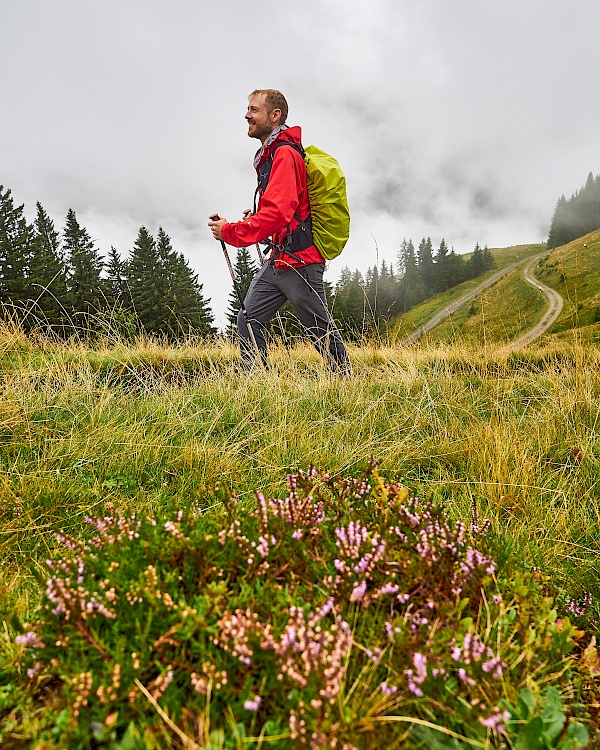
[209,89,351,374]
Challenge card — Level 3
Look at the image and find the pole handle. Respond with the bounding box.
[209,213,220,222]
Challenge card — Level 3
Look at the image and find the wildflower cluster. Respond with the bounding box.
[10,463,586,748]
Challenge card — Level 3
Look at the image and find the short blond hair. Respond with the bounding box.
[249,89,288,124]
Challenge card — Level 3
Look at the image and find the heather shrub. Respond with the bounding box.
[5,464,590,748]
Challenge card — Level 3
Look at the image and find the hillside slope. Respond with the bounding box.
[535,229,600,336]
[392,244,546,344]
[396,232,600,347]
[419,257,549,346]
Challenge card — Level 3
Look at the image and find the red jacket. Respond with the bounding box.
[221,126,324,268]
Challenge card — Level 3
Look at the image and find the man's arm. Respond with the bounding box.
[221,147,303,248]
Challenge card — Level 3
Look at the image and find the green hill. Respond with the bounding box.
[536,229,600,334]
[395,233,600,346]
[422,264,547,346]
[392,243,545,343]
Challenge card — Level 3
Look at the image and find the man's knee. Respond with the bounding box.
[237,308,248,335]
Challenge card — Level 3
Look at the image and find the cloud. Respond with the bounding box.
[1,0,599,328]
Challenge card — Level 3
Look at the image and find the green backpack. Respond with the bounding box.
[257,142,351,261]
[303,144,350,260]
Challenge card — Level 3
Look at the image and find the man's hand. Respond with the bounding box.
[208,216,228,241]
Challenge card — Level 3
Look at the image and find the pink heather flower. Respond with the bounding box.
[15,632,45,648]
[381,681,398,695]
[405,671,424,697]
[479,708,510,732]
[317,597,335,619]
[451,646,462,661]
[413,652,427,682]
[350,580,367,602]
[366,647,382,664]
[164,520,182,537]
[292,529,303,539]
[379,582,399,595]
[493,595,502,605]
[458,668,476,686]
[256,536,269,558]
[244,695,262,711]
[482,657,504,678]
[27,662,44,678]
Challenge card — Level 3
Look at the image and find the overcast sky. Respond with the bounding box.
[2,0,599,328]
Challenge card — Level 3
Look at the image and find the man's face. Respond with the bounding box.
[245,94,280,143]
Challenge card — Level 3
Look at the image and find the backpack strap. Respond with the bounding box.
[253,142,315,265]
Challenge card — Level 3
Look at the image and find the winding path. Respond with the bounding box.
[506,255,563,349]
[400,251,563,347]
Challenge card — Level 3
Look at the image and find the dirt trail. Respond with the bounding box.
[400,251,562,347]
[504,255,563,349]
[400,253,544,345]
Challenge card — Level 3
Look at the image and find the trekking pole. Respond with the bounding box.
[209,214,263,364]
[241,210,265,269]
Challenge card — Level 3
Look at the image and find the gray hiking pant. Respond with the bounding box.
[237,261,351,372]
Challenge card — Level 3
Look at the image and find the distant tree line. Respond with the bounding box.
[2,180,497,343]
[227,237,495,341]
[547,172,600,249]
[0,184,215,339]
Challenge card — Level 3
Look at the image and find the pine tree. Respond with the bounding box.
[365,264,378,321]
[398,239,423,311]
[331,268,367,340]
[433,239,450,293]
[482,245,495,272]
[417,237,434,295]
[63,209,106,327]
[468,243,485,278]
[366,260,398,326]
[446,248,467,287]
[547,173,600,248]
[127,226,215,339]
[158,228,215,337]
[547,196,569,249]
[28,202,69,332]
[155,227,180,334]
[126,226,161,333]
[0,185,34,315]
[226,246,259,330]
[105,246,130,308]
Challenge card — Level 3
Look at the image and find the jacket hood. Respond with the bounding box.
[277,125,302,145]
[255,125,303,169]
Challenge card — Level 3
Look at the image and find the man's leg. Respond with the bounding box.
[278,263,351,373]
[237,262,287,368]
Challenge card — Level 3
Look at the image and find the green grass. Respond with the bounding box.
[1,325,600,746]
[1,329,599,609]
[536,229,600,335]
[476,243,546,268]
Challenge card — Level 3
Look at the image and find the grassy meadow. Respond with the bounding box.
[1,319,599,747]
